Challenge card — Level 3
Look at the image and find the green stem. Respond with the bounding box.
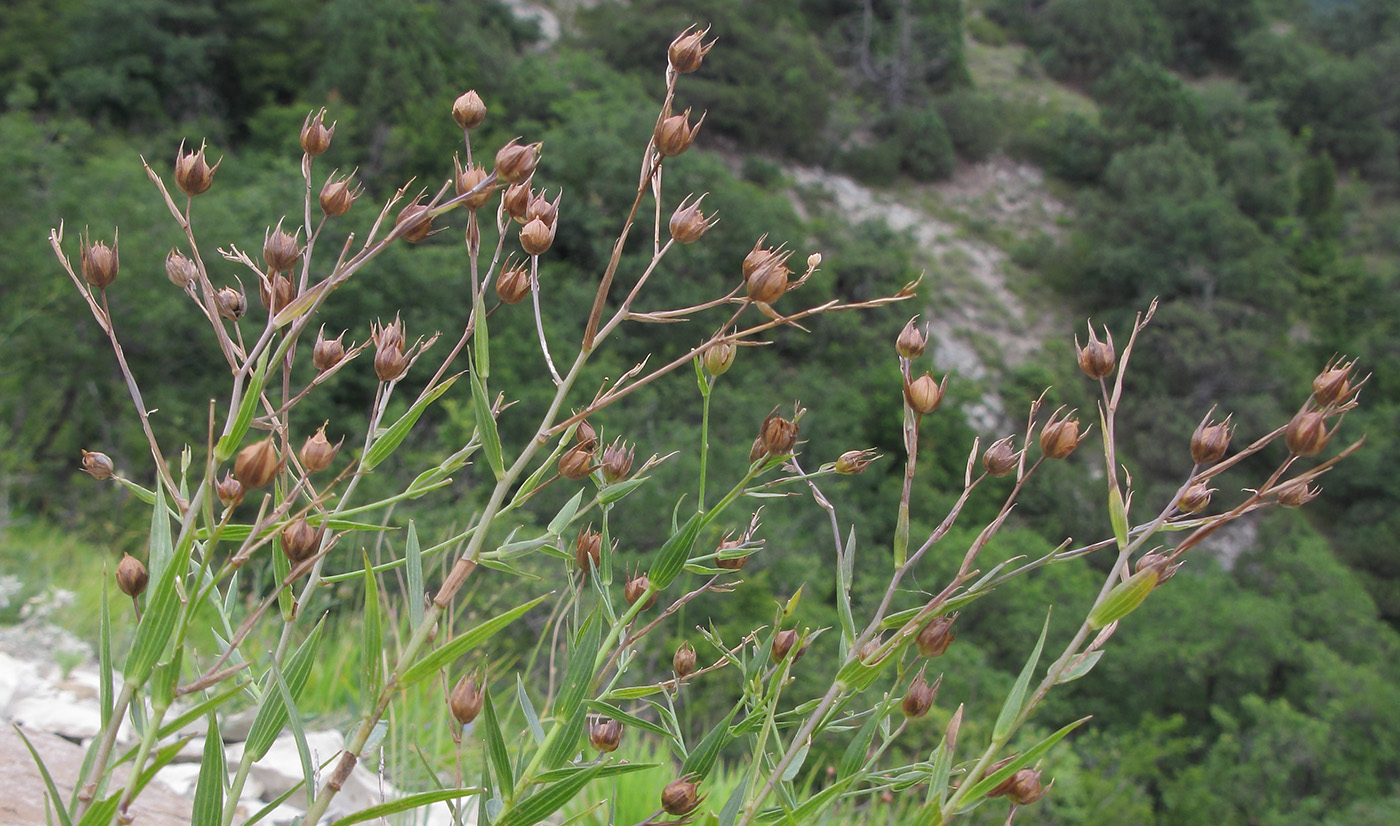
[698,376,713,509]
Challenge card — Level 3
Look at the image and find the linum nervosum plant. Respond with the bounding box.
[36,25,1365,826]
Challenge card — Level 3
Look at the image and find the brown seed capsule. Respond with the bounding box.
[115,553,149,599]
[916,614,957,658]
[80,234,119,290]
[998,768,1047,806]
[1284,409,1331,457]
[1176,483,1213,514]
[748,435,767,465]
[233,438,280,490]
[373,317,409,382]
[313,327,346,372]
[703,339,736,376]
[668,26,714,74]
[319,173,361,217]
[575,527,602,573]
[494,139,541,185]
[449,673,484,725]
[835,449,877,475]
[982,437,1019,477]
[81,449,114,480]
[215,286,246,320]
[175,141,220,197]
[451,90,487,130]
[165,250,197,289]
[503,183,532,223]
[901,674,938,719]
[263,225,302,272]
[519,217,555,255]
[624,572,656,610]
[758,410,799,459]
[573,418,596,449]
[300,425,341,473]
[495,262,532,304]
[260,274,295,315]
[1040,410,1084,460]
[715,536,750,570]
[746,252,791,304]
[1190,415,1233,465]
[669,195,716,244]
[742,237,775,281]
[771,628,799,662]
[526,190,560,227]
[654,109,703,157]
[601,439,635,483]
[454,159,494,210]
[589,718,623,753]
[1075,322,1116,379]
[673,642,697,677]
[858,635,884,664]
[1135,551,1182,584]
[904,372,946,416]
[1277,480,1320,508]
[661,778,700,816]
[280,517,323,564]
[1313,358,1356,406]
[396,203,433,243]
[300,109,335,156]
[896,317,927,359]
[216,471,244,508]
[559,444,594,480]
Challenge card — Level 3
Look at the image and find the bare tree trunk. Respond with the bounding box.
[888,0,913,109]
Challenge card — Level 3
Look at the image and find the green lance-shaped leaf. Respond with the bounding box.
[1088,568,1158,629]
[481,689,515,795]
[130,735,197,802]
[599,476,648,505]
[1108,483,1129,551]
[475,291,490,379]
[123,525,194,686]
[533,763,656,783]
[1056,649,1105,684]
[12,725,74,826]
[539,611,602,770]
[273,532,293,621]
[583,700,671,738]
[992,611,1051,741]
[758,775,857,825]
[470,366,505,479]
[98,574,113,730]
[362,374,461,472]
[361,553,384,710]
[547,491,584,537]
[75,794,118,826]
[215,348,271,462]
[243,617,326,761]
[956,717,1090,806]
[191,713,225,826]
[328,788,485,826]
[146,481,173,593]
[406,522,425,629]
[837,709,884,780]
[495,762,605,826]
[401,595,549,687]
[649,511,704,590]
[518,674,546,743]
[681,701,742,780]
[269,654,315,811]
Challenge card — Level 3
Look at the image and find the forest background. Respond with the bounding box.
[1,1,1398,824]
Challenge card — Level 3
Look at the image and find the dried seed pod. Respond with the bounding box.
[993,768,1047,806]
[715,536,750,570]
[668,26,714,73]
[319,173,361,217]
[300,425,341,473]
[624,572,656,610]
[215,286,246,320]
[495,261,531,304]
[280,517,323,564]
[901,674,937,719]
[771,628,799,662]
[835,449,877,475]
[494,139,541,185]
[396,203,433,243]
[300,109,335,156]
[601,439,634,483]
[589,718,623,753]
[746,252,790,304]
[263,225,302,273]
[896,317,927,359]
[573,419,597,449]
[519,217,555,256]
[1135,551,1182,584]
[916,614,958,658]
[1075,322,1116,379]
[559,444,594,480]
[373,317,409,382]
[742,236,774,281]
[858,635,884,664]
[660,778,700,816]
[454,159,494,210]
[1040,410,1084,460]
[1284,409,1331,457]
[451,90,487,130]
[259,274,295,315]
[673,642,697,677]
[1176,483,1213,514]
[216,471,244,508]
[1313,358,1356,406]
[654,109,703,157]
[449,673,484,725]
[233,438,280,490]
[575,527,602,573]
[81,449,114,480]
[903,372,946,415]
[80,234,119,290]
[116,553,149,599]
[982,437,1019,477]
[1277,480,1320,508]
[175,141,220,197]
[165,250,197,289]
[313,327,346,371]
[1190,414,1233,465]
[669,195,716,244]
[758,410,799,459]
[503,182,532,223]
[525,190,560,227]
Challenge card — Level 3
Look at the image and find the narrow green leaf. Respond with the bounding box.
[214,348,271,461]
[958,718,1090,805]
[539,711,585,772]
[649,512,703,590]
[131,735,197,801]
[244,618,326,761]
[836,527,857,650]
[192,713,224,826]
[272,532,293,621]
[98,575,112,730]
[495,763,604,826]
[547,491,584,537]
[518,675,545,744]
[75,794,118,826]
[719,774,748,826]
[123,530,193,685]
[533,763,656,783]
[598,476,648,505]
[407,522,425,629]
[329,788,484,826]
[837,711,882,780]
[363,375,461,471]
[759,776,856,825]
[361,553,383,710]
[583,700,670,738]
[146,482,173,593]
[470,368,505,479]
[603,684,665,701]
[1108,484,1129,551]
[13,725,74,826]
[269,655,315,811]
[781,740,810,782]
[539,612,602,770]
[475,293,490,379]
[114,476,158,505]
[401,595,548,686]
[1056,650,1105,684]
[1088,569,1158,629]
[681,702,741,780]
[196,518,389,543]
[992,611,1051,741]
[481,689,514,795]
[894,502,909,568]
